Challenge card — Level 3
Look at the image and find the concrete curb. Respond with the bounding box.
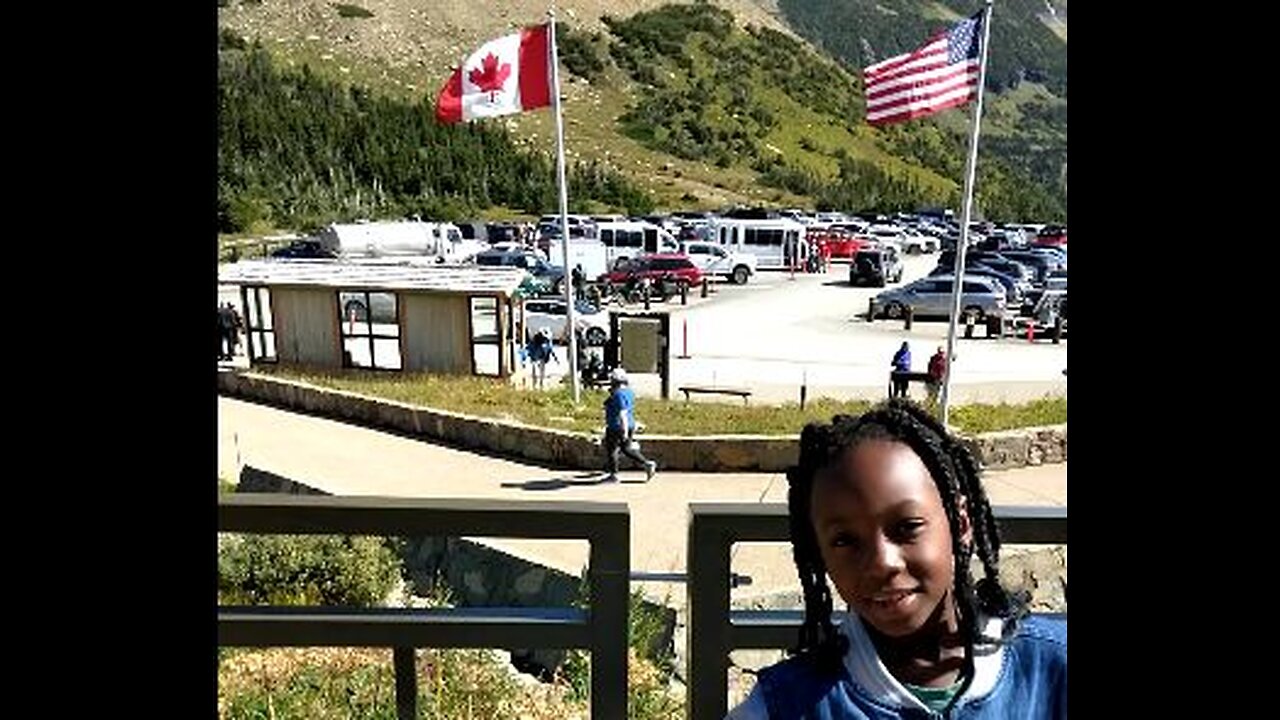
[217,370,1066,472]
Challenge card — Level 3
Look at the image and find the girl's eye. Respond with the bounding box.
[890,519,926,541]
[831,532,857,548]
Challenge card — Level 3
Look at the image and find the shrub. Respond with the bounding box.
[219,28,248,51]
[218,534,403,606]
[333,3,374,19]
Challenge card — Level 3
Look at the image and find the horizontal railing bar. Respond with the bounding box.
[219,495,628,540]
[218,606,591,649]
[729,610,804,649]
[688,504,1066,544]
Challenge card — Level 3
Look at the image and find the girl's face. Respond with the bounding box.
[809,439,970,638]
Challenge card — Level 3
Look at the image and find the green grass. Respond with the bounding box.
[255,367,1066,436]
[219,646,569,720]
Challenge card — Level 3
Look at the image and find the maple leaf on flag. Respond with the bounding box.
[468,53,511,102]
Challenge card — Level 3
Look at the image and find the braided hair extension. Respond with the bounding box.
[784,399,1029,685]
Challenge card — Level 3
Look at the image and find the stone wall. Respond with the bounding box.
[219,370,1066,472]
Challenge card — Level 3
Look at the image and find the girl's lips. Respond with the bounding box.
[867,589,920,609]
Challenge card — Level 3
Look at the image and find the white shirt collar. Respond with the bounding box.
[835,610,1007,711]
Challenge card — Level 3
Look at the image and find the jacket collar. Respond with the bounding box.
[835,610,1006,712]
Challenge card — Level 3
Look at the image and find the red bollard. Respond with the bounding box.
[1026,322,1035,343]
[680,319,690,358]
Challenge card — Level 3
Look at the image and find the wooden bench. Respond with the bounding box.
[678,385,753,405]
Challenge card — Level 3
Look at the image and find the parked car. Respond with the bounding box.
[1035,225,1068,247]
[871,275,1007,321]
[271,239,338,259]
[928,264,1029,309]
[523,297,610,346]
[998,249,1064,283]
[810,228,872,259]
[935,251,1035,287]
[866,226,931,254]
[475,249,565,294]
[848,244,903,287]
[679,240,758,284]
[601,253,703,287]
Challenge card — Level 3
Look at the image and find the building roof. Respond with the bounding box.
[217,260,527,296]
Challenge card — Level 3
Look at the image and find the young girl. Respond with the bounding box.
[727,399,1066,719]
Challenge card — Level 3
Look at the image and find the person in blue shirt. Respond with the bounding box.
[727,400,1065,719]
[890,341,912,399]
[602,368,656,483]
[526,328,558,390]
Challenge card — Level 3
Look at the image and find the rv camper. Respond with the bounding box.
[315,221,485,262]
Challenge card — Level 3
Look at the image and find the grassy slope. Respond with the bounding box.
[217,1,971,216]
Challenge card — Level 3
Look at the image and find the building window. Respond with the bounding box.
[470,295,500,376]
[339,290,402,370]
[242,286,277,363]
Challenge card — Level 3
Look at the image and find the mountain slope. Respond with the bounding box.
[217,1,1065,222]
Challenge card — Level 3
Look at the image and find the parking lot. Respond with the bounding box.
[220,251,1066,405]
[555,252,1067,404]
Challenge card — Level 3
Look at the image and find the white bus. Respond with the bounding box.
[596,220,679,263]
[705,217,809,270]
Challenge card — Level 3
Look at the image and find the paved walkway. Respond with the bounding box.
[219,396,1066,605]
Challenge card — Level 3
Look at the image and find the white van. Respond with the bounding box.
[537,214,598,240]
[705,217,809,270]
[595,220,679,263]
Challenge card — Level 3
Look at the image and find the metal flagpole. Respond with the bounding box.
[939,0,994,427]
[548,8,580,403]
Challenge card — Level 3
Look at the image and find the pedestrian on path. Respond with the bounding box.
[602,368,656,483]
[727,400,1065,719]
[527,328,558,390]
[926,346,948,404]
[218,303,237,361]
[890,341,912,398]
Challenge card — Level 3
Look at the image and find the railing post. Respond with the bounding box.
[589,513,630,719]
[394,647,416,720]
[687,510,732,720]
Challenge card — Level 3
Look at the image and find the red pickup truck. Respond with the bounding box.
[1034,226,1067,247]
[601,253,704,286]
[810,228,874,259]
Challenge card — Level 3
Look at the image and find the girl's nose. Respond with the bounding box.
[867,535,906,575]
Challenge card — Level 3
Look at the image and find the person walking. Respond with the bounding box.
[229,303,244,357]
[890,341,912,399]
[602,368,656,483]
[218,303,236,361]
[527,328,558,390]
[926,346,948,404]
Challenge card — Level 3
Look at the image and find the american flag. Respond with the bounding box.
[863,11,984,126]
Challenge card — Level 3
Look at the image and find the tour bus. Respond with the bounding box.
[705,216,809,270]
[595,220,679,263]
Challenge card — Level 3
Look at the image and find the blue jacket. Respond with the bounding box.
[892,347,912,373]
[727,612,1066,720]
[528,336,556,363]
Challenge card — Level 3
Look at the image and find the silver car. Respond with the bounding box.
[872,275,1007,320]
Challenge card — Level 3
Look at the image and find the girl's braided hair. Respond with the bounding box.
[785,399,1029,680]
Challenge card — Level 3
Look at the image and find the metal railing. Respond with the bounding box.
[685,503,1068,720]
[218,494,630,720]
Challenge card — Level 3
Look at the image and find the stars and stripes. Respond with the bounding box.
[863,11,984,126]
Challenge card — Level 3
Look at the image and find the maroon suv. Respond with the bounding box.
[601,253,704,286]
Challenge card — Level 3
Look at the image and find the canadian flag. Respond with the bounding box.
[435,24,552,124]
